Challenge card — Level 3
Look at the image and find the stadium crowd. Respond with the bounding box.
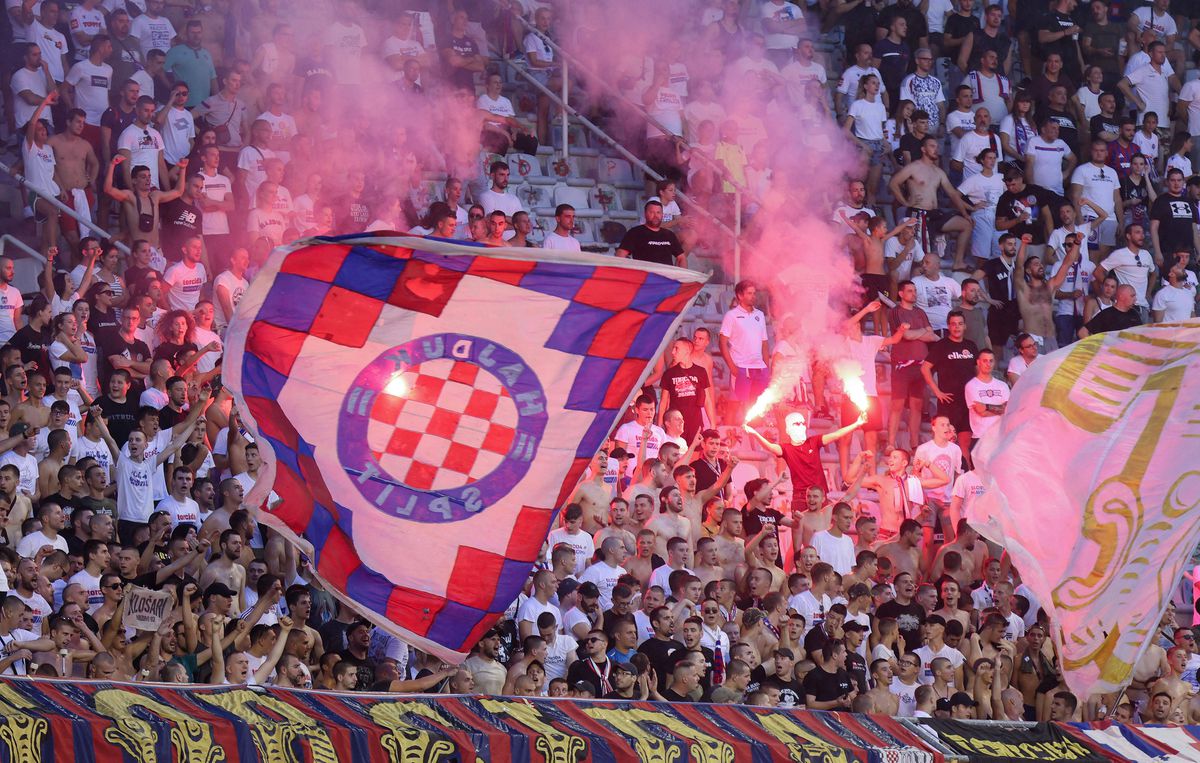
[0,0,1197,729]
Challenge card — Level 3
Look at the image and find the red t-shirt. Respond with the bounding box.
[782,435,827,500]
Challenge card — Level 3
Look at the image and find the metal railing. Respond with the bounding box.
[0,234,45,263]
[1,160,131,256]
[488,8,744,278]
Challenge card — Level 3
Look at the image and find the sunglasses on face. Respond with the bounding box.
[103,583,122,590]
[703,608,719,614]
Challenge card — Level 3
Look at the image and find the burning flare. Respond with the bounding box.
[744,385,783,423]
[835,360,870,413]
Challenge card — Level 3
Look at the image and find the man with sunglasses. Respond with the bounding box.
[1096,223,1155,322]
[155,83,196,170]
[566,629,613,696]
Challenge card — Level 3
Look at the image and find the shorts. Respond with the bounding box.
[861,273,891,306]
[731,366,770,402]
[59,187,95,236]
[841,393,883,432]
[911,208,954,252]
[858,138,887,164]
[935,398,971,434]
[890,361,925,401]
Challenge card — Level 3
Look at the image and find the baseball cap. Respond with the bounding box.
[950,691,977,707]
[935,698,952,713]
[611,661,638,676]
[204,582,237,598]
[557,578,580,599]
[843,621,867,633]
[847,583,871,600]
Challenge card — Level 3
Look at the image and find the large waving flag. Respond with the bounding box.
[970,320,1200,697]
[224,234,706,661]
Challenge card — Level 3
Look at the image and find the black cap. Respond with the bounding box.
[935,698,952,713]
[611,661,638,675]
[557,578,580,599]
[950,691,977,707]
[843,621,868,633]
[204,582,237,598]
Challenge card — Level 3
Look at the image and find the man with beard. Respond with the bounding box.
[1014,234,1078,352]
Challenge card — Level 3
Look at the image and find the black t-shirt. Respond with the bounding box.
[924,337,979,396]
[802,665,854,708]
[123,265,162,295]
[1042,108,1079,153]
[979,256,1016,305]
[9,324,51,374]
[659,686,692,702]
[444,35,480,91]
[1037,10,1083,78]
[1121,174,1153,227]
[338,650,377,691]
[154,340,198,370]
[944,12,979,46]
[294,56,335,95]
[845,651,869,694]
[764,675,805,708]
[1089,113,1119,140]
[158,404,186,430]
[965,29,1010,72]
[872,38,911,95]
[160,199,203,260]
[876,599,927,652]
[100,106,137,156]
[659,363,710,439]
[996,183,1056,244]
[742,506,784,537]
[898,132,925,163]
[690,457,728,495]
[98,332,151,391]
[89,308,119,336]
[335,194,371,232]
[1150,193,1198,254]
[876,3,927,49]
[618,225,683,266]
[97,394,140,447]
[637,637,685,692]
[1084,305,1143,335]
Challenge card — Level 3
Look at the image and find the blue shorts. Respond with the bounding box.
[731,366,770,402]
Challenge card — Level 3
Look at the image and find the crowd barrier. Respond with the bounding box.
[0,677,1144,762]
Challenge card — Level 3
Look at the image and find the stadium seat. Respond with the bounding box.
[596,156,644,190]
[552,184,602,218]
[507,153,555,186]
[589,184,639,221]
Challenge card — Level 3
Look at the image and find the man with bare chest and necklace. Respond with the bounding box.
[888,135,974,269]
[1014,233,1078,352]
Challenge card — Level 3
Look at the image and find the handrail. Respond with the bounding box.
[0,234,46,263]
[498,6,747,195]
[493,49,740,243]
[1,160,131,256]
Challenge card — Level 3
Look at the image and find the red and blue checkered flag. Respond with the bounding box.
[223,234,706,661]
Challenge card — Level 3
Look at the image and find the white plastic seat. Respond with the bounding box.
[507,153,555,186]
[553,184,602,218]
[596,156,644,189]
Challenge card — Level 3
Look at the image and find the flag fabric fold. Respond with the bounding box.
[970,320,1200,697]
[224,234,706,662]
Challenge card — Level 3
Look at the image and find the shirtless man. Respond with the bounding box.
[888,135,974,269]
[845,449,948,544]
[1150,647,1197,720]
[2,365,27,411]
[842,212,918,332]
[104,155,186,256]
[1014,233,1078,353]
[931,520,987,585]
[571,451,612,533]
[862,659,900,713]
[593,498,636,555]
[645,485,691,558]
[629,493,656,528]
[623,529,657,590]
[854,516,879,555]
[1128,610,1172,707]
[624,459,671,511]
[48,109,100,254]
[675,457,735,547]
[198,528,248,612]
[714,508,748,581]
[12,373,51,428]
[693,537,723,589]
[875,519,925,581]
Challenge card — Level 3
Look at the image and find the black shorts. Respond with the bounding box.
[936,399,971,434]
[861,273,891,307]
[890,362,926,401]
[911,208,955,251]
[842,393,884,432]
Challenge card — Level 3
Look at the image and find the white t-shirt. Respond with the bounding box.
[788,590,831,636]
[159,106,195,165]
[1179,80,1200,135]
[11,66,51,130]
[911,274,961,330]
[115,454,157,523]
[0,285,24,344]
[516,596,559,632]
[891,678,919,717]
[192,326,221,373]
[914,642,965,684]
[32,20,68,82]
[898,73,946,117]
[130,12,175,58]
[969,71,1011,125]
[69,568,104,613]
[13,591,50,631]
[1152,282,1196,321]
[157,493,201,528]
[477,188,525,218]
[845,333,885,396]
[925,0,954,33]
[542,231,581,251]
[885,237,925,283]
[1126,61,1174,124]
[16,530,68,558]
[578,561,625,609]
[945,109,976,157]
[953,130,1000,179]
[0,451,37,495]
[838,65,882,101]
[199,170,232,235]
[964,376,1010,438]
[613,421,668,476]
[1099,248,1154,306]
[68,6,106,60]
[163,261,207,311]
[255,111,297,162]
[719,305,768,369]
[325,21,367,84]
[952,469,985,519]
[1133,6,1178,39]
[476,92,515,120]
[848,98,886,140]
[117,123,166,188]
[545,527,594,574]
[914,439,962,502]
[236,144,274,200]
[1025,135,1070,195]
[810,531,856,575]
[7,0,42,43]
[1132,130,1159,164]
[71,434,112,475]
[760,1,804,49]
[64,59,112,125]
[213,270,248,327]
[1048,244,1094,316]
[958,170,1005,211]
[1069,162,1119,217]
[644,85,683,138]
[22,139,59,197]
